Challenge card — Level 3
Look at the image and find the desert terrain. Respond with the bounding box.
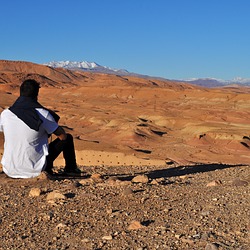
[0,60,249,249]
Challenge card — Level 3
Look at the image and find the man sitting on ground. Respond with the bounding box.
[0,79,81,178]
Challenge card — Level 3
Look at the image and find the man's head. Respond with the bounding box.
[20,79,40,98]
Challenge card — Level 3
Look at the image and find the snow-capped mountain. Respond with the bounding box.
[45,61,100,69]
[44,60,250,87]
[44,60,129,75]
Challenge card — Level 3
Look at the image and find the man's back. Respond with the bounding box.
[0,108,58,178]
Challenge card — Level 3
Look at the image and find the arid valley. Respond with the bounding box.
[0,60,249,249]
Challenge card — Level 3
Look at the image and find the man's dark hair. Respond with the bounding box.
[20,79,40,98]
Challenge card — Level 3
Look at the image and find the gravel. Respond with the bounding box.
[0,163,249,250]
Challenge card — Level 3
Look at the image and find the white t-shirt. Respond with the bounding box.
[0,108,58,178]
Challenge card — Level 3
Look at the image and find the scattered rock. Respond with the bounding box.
[201,210,210,216]
[106,208,113,214]
[179,175,188,179]
[232,179,248,186]
[119,180,131,186]
[106,176,119,185]
[36,172,50,180]
[106,177,131,186]
[206,180,222,187]
[46,191,66,201]
[127,220,145,230]
[131,174,149,183]
[29,188,41,197]
[91,173,102,179]
[102,235,113,241]
[79,178,92,185]
[150,179,159,185]
[81,238,90,243]
[205,243,219,250]
[122,187,134,196]
[91,173,104,183]
[175,234,182,239]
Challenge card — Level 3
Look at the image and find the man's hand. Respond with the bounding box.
[53,126,67,140]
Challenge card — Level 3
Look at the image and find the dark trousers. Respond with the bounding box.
[45,134,77,172]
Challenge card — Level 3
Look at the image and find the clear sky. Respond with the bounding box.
[1,0,250,80]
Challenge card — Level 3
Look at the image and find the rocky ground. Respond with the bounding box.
[0,60,250,249]
[0,163,249,250]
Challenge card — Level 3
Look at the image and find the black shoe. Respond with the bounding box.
[63,167,82,176]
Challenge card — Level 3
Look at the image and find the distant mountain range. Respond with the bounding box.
[44,61,250,87]
[44,61,129,75]
[182,77,250,88]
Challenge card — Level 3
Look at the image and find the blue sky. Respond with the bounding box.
[1,0,250,80]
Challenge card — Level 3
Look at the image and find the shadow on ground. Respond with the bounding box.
[0,163,246,182]
[116,163,246,181]
[147,163,246,179]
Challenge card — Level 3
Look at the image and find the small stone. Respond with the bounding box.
[122,187,134,196]
[91,173,102,179]
[29,188,41,197]
[206,180,222,187]
[164,208,172,214]
[107,176,119,182]
[37,172,50,180]
[201,211,210,216]
[102,235,113,241]
[82,238,90,243]
[127,220,145,230]
[91,173,104,183]
[175,234,182,239]
[120,180,132,186]
[132,174,149,183]
[179,175,188,179]
[205,243,219,250]
[46,191,66,201]
[79,179,92,185]
[106,177,118,186]
[150,179,159,185]
[232,179,248,186]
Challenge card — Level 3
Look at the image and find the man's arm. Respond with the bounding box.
[53,126,67,140]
